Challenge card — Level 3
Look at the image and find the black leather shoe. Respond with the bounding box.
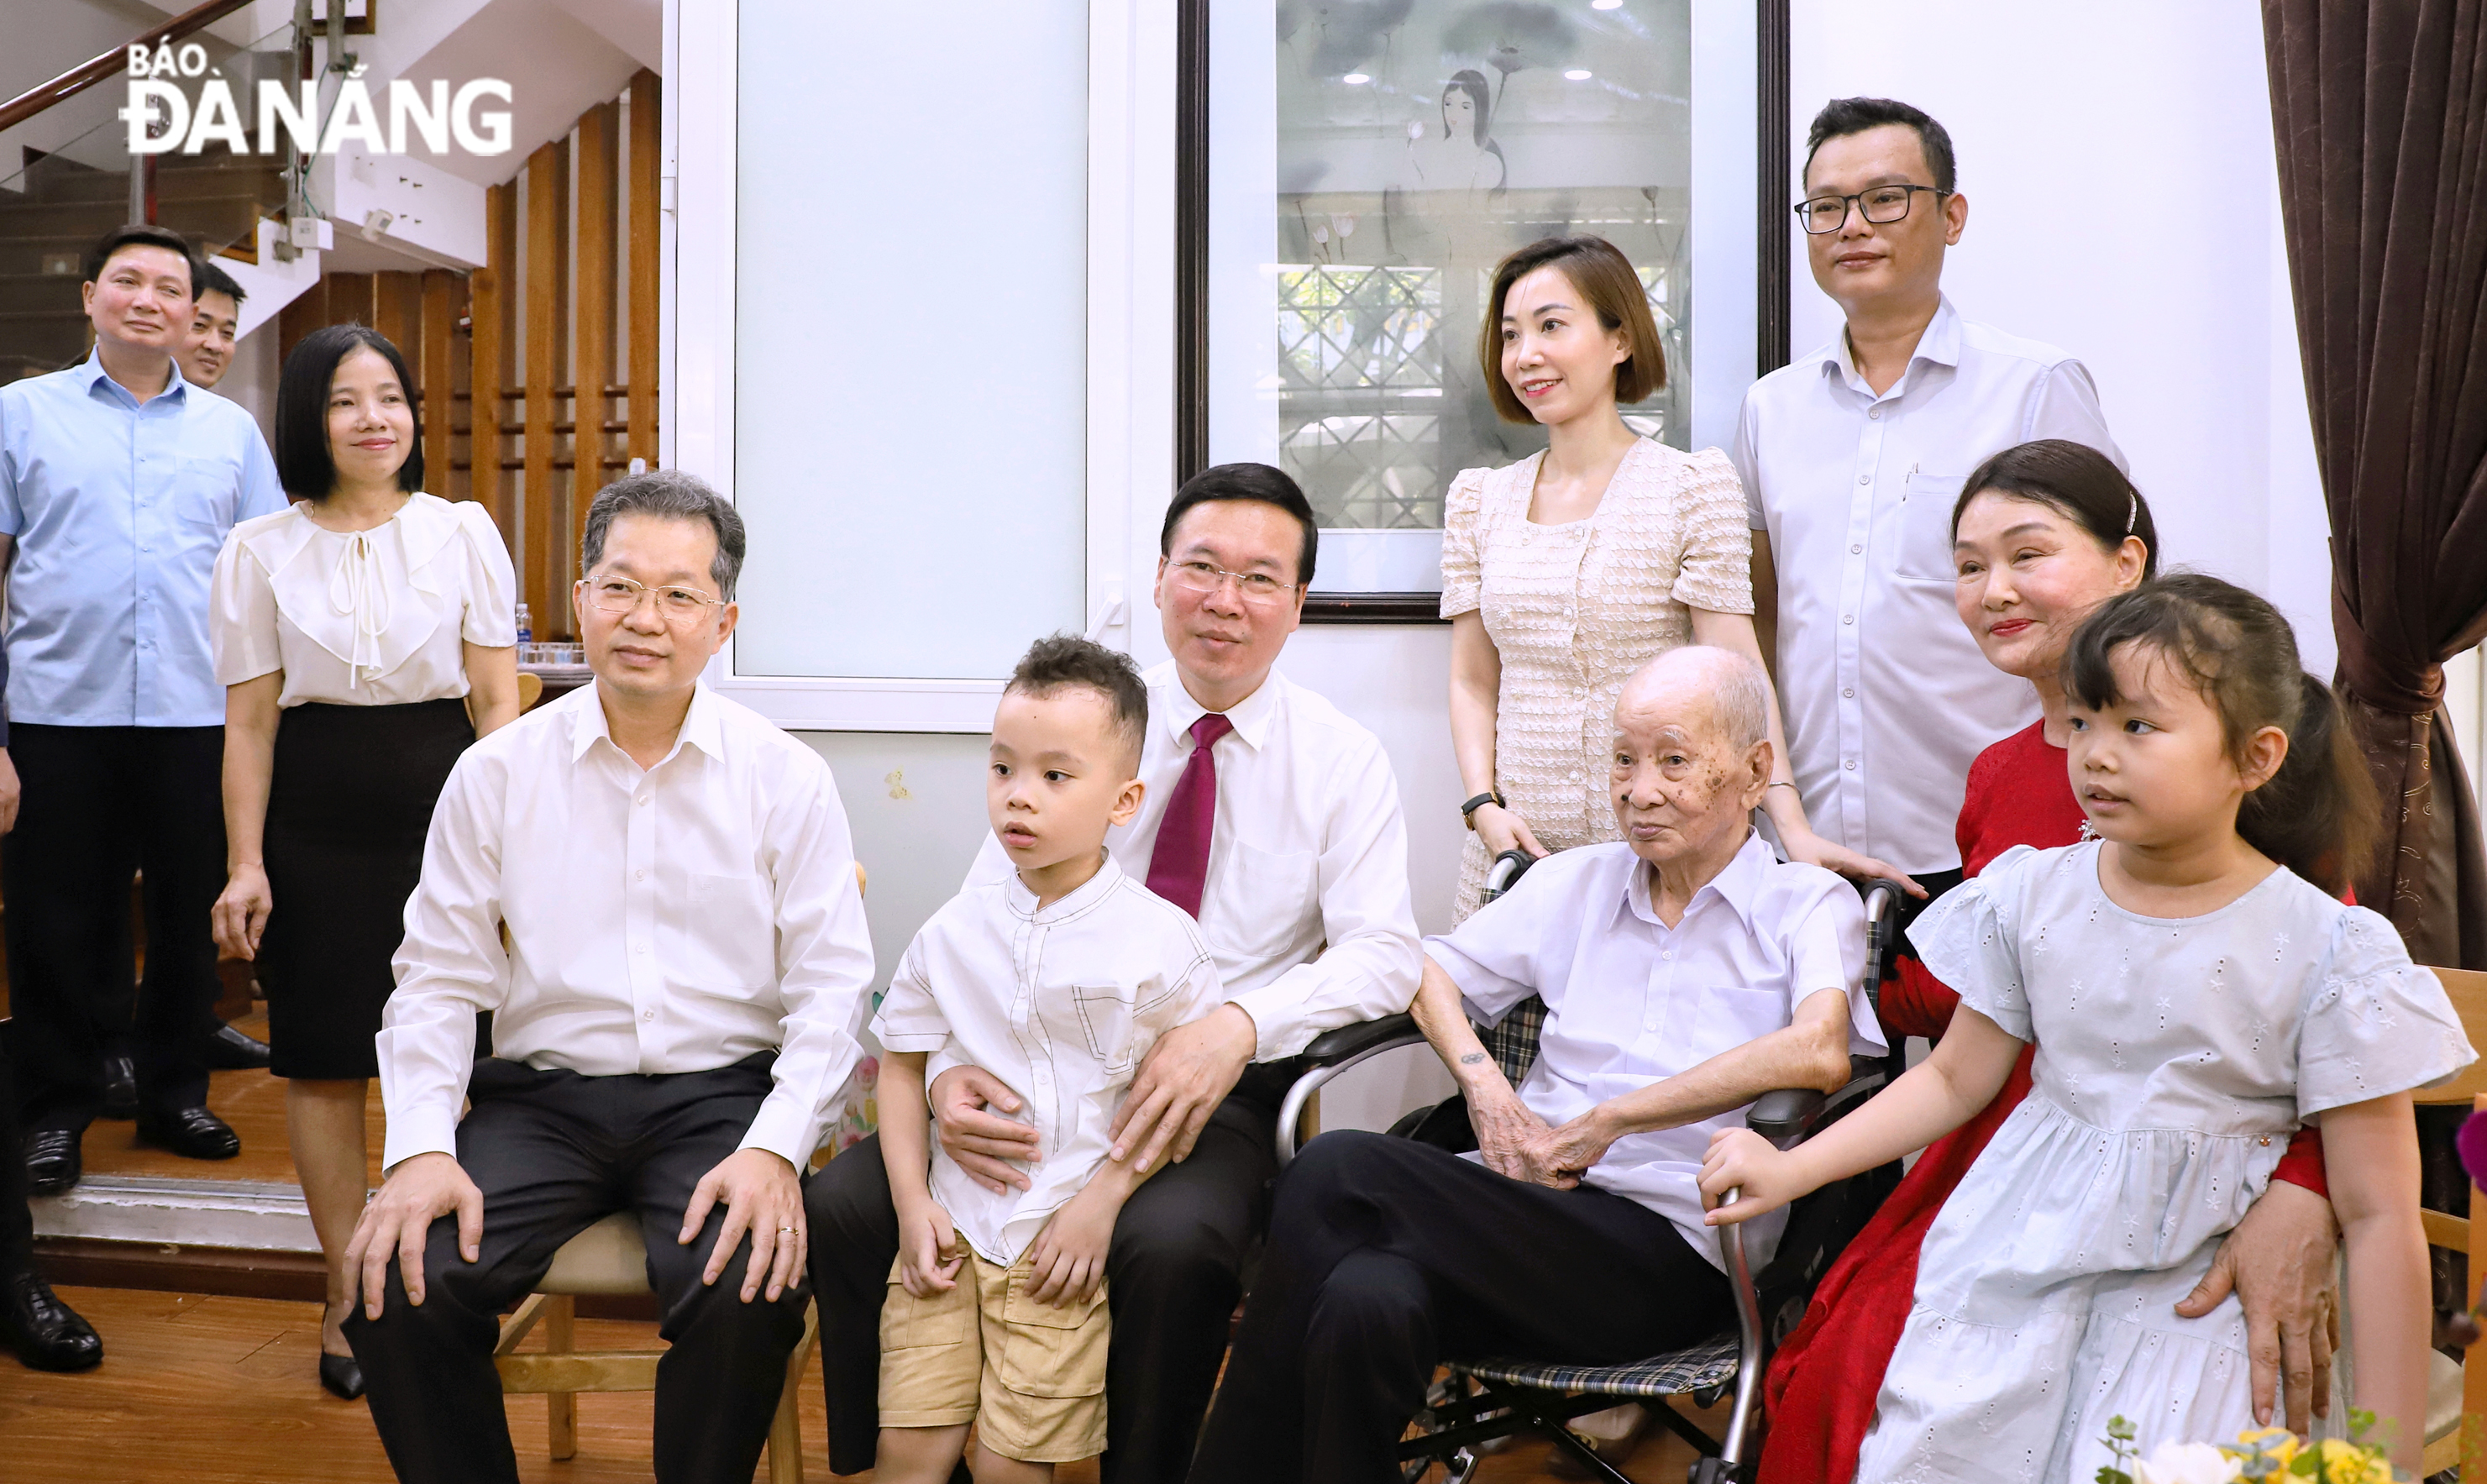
[0,1270,101,1371]
[203,1024,272,1072]
[318,1350,365,1399]
[24,1130,80,1196]
[100,1054,139,1120]
[134,1107,240,1161]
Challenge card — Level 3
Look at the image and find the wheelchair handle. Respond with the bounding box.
[1478,848,1535,904]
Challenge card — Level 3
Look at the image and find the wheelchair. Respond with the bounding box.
[1273,851,1912,1484]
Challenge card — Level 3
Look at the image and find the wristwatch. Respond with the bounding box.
[1460,790,1504,831]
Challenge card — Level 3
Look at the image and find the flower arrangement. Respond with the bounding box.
[2094,1413,2410,1483]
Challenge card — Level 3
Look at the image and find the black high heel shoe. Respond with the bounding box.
[318,1349,365,1399]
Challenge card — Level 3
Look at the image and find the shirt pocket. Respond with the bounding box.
[1687,983,1789,1067]
[1211,839,1320,962]
[1070,985,1138,1076]
[994,1264,1109,1397]
[880,1253,969,1350]
[1896,472,1967,582]
[171,453,243,536]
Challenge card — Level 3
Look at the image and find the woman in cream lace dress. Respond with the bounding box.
[1446,236,1902,918]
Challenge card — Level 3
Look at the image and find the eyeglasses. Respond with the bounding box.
[579,574,727,626]
[1165,559,1299,606]
[1794,183,1948,234]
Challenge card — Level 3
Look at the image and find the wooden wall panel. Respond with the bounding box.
[275,275,328,367]
[419,270,457,501]
[627,68,659,467]
[576,101,619,501]
[373,271,421,363]
[523,139,569,634]
[471,182,517,537]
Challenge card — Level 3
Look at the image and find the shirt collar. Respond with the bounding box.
[1159,666,1283,752]
[1001,849,1126,923]
[76,347,188,406]
[1825,293,1962,396]
[1621,829,1772,930]
[569,679,726,766]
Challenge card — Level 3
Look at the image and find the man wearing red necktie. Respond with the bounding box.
[806,463,1424,1481]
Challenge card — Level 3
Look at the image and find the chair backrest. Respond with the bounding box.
[2417,967,2487,1105]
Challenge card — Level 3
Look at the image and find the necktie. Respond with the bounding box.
[1146,712,1234,919]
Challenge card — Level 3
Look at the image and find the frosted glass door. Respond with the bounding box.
[733,2,1089,679]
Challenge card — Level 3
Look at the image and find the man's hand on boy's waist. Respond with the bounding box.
[931,1064,1041,1193]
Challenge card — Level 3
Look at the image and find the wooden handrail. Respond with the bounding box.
[0,0,260,136]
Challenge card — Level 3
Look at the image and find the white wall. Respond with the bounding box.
[1787,0,2335,674]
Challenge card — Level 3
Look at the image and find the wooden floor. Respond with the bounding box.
[75,1009,391,1190]
[6,1287,1728,1482]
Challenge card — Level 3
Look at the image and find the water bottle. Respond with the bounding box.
[515,602,533,655]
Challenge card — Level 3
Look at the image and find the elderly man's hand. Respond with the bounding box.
[344,1151,482,1319]
[1469,1083,1556,1182]
[1511,1107,1624,1188]
[2173,1178,2339,1429]
[680,1146,805,1303]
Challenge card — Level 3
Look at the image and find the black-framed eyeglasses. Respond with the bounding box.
[1794,183,1948,234]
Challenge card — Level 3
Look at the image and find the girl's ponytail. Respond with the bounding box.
[2238,672,2379,897]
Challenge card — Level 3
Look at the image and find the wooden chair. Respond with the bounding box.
[2415,967,2487,1477]
[493,1212,818,1481]
[516,670,544,712]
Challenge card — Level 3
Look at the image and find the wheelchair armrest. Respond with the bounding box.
[1745,1057,1891,1147]
[1299,1013,1423,1067]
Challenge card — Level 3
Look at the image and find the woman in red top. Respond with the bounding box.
[1758,441,2343,1483]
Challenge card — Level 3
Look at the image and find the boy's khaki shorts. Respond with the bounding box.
[879,1244,1110,1464]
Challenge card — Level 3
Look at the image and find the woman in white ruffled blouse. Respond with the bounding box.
[208,325,521,1397]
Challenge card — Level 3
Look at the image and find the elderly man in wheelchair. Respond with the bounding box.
[1188,646,1902,1484]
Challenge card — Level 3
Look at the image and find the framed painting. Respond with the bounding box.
[1178,0,1792,621]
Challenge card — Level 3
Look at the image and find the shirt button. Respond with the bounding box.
[1842,614,1855,625]
[1843,688,1855,698]
[1661,950,1673,961]
[1844,759,1858,771]
[642,1009,655,1021]
[1868,408,1881,420]
[636,795,650,807]
[1856,474,1870,485]
[1850,543,1862,555]
[635,870,646,881]
[635,945,648,955]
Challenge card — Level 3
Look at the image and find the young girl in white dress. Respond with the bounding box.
[1701,573,2471,1481]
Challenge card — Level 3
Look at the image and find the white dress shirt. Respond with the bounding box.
[966,663,1422,1062]
[379,681,876,1171]
[875,853,1224,1264]
[1423,833,1883,1270]
[212,494,517,707]
[1733,295,2125,873]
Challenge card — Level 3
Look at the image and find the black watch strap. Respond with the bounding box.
[1460,790,1504,829]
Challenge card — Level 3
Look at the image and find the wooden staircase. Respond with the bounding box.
[0,145,286,383]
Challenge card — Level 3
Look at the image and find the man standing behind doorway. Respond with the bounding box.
[0,224,286,1195]
[1734,97,2126,922]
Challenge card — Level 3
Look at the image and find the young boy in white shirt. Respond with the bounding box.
[871,635,1223,1482]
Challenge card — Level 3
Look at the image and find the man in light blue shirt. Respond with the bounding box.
[0,225,285,1197]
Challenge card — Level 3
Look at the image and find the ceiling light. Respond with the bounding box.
[1343,72,1372,85]
[1564,68,1593,81]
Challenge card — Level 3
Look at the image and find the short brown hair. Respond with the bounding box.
[1478,235,1665,424]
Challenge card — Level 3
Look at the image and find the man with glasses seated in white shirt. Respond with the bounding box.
[1733,96,2125,926]
[343,471,876,1484]
[807,462,1425,1481]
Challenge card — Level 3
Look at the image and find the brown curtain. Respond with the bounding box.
[2264,0,2487,969]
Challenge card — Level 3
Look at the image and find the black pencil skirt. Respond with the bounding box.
[260,697,475,1081]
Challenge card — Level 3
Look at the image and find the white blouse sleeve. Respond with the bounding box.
[210,532,283,687]
[2298,905,2478,1117]
[1907,843,2041,1042]
[455,501,519,647]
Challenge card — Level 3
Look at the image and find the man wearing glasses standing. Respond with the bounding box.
[805,461,1424,1481]
[344,473,875,1484]
[1733,97,2122,921]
